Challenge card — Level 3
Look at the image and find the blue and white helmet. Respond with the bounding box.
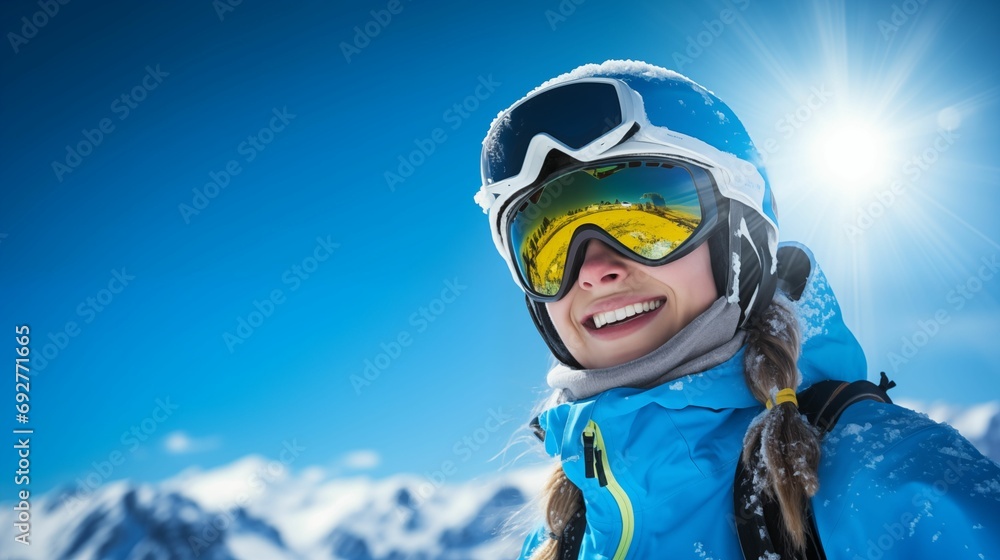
[475,60,779,366]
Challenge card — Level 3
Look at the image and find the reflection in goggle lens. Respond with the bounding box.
[510,162,704,297]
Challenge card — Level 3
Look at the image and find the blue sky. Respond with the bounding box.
[2,0,998,498]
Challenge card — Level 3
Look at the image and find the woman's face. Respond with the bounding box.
[545,240,718,369]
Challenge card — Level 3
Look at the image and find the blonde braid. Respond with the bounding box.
[741,297,822,553]
[529,464,584,560]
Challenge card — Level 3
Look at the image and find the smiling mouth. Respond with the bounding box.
[585,298,665,329]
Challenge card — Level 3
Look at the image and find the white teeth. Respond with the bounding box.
[590,299,662,329]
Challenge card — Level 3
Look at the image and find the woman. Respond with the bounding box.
[473,60,1000,559]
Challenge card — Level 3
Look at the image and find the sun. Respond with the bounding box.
[806,113,895,197]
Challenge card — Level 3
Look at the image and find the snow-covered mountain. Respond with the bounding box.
[1,457,550,560]
[3,400,997,560]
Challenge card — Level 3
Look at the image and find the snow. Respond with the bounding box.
[227,533,292,560]
[840,422,873,443]
[972,479,1000,496]
[864,454,885,469]
[937,446,976,461]
[693,541,717,559]
[162,454,278,511]
[531,59,706,100]
[787,264,836,345]
[481,110,511,182]
[728,251,741,303]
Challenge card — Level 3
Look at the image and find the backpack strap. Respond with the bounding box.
[798,372,896,435]
[733,373,895,560]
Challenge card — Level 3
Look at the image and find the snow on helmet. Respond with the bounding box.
[474,60,779,367]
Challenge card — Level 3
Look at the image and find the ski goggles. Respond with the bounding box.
[505,157,721,301]
[481,78,641,186]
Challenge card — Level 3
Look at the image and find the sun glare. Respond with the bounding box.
[809,114,893,196]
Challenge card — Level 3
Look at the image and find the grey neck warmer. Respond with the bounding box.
[546,296,746,401]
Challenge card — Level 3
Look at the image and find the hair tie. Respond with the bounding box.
[549,531,560,541]
[766,388,798,409]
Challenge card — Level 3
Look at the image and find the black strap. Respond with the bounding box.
[734,374,895,560]
[557,507,586,560]
[530,415,545,443]
[798,372,894,435]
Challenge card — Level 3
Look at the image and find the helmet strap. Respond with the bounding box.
[525,297,584,369]
[708,224,728,305]
[727,202,777,329]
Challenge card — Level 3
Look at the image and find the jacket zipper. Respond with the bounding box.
[582,419,634,560]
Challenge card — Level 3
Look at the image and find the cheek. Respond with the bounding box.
[685,264,718,302]
[648,244,717,307]
[545,300,583,346]
[681,249,719,310]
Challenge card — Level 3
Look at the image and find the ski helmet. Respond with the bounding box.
[474,60,779,367]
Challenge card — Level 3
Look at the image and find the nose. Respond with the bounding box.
[576,240,629,291]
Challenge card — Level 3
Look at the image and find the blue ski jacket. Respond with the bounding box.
[518,242,1000,560]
